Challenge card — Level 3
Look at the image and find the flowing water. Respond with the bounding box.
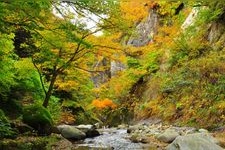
[73,128,152,150]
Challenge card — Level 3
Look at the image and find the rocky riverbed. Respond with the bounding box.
[52,120,225,150]
[1,121,224,150]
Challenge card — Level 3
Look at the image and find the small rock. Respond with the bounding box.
[199,128,208,133]
[117,124,127,129]
[94,122,103,129]
[127,125,138,133]
[130,134,149,143]
[156,128,180,143]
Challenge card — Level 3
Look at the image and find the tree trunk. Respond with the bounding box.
[42,72,58,108]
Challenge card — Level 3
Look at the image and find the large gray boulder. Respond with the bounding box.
[76,124,100,138]
[166,133,224,150]
[57,125,86,140]
[156,128,180,143]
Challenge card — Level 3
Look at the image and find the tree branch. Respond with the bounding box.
[31,57,47,95]
[74,66,103,73]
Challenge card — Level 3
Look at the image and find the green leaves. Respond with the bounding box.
[0,109,17,139]
[0,33,16,99]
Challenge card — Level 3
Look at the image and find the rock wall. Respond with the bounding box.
[208,12,225,45]
[181,7,200,30]
[110,8,159,77]
[91,58,111,87]
[127,9,158,47]
[92,8,159,86]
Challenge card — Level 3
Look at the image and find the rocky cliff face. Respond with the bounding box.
[182,6,225,46]
[208,12,225,45]
[91,58,111,87]
[127,9,158,47]
[110,8,159,77]
[131,3,225,128]
[92,7,159,86]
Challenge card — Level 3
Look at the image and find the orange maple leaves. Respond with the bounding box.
[92,98,117,109]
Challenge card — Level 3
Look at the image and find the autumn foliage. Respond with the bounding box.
[59,111,75,125]
[92,98,117,109]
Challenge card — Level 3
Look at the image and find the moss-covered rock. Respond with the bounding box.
[22,105,53,135]
[0,109,17,139]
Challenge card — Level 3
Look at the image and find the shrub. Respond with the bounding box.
[0,109,17,139]
[127,57,141,68]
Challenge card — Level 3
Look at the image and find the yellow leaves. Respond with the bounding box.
[132,68,147,76]
[55,80,78,90]
[64,42,77,51]
[120,1,149,24]
[14,58,34,70]
[59,111,75,124]
[50,48,59,55]
[154,25,179,48]
[92,98,117,109]
[215,102,225,118]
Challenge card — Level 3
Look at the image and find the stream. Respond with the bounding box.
[73,128,151,150]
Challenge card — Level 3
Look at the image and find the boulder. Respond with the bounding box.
[86,129,100,138]
[75,124,100,138]
[166,133,224,150]
[57,125,70,133]
[117,124,128,129]
[60,125,86,140]
[51,137,73,150]
[156,128,180,143]
[22,104,53,135]
[127,125,139,133]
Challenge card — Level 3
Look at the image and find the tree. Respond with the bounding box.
[0,0,132,108]
[30,1,124,108]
